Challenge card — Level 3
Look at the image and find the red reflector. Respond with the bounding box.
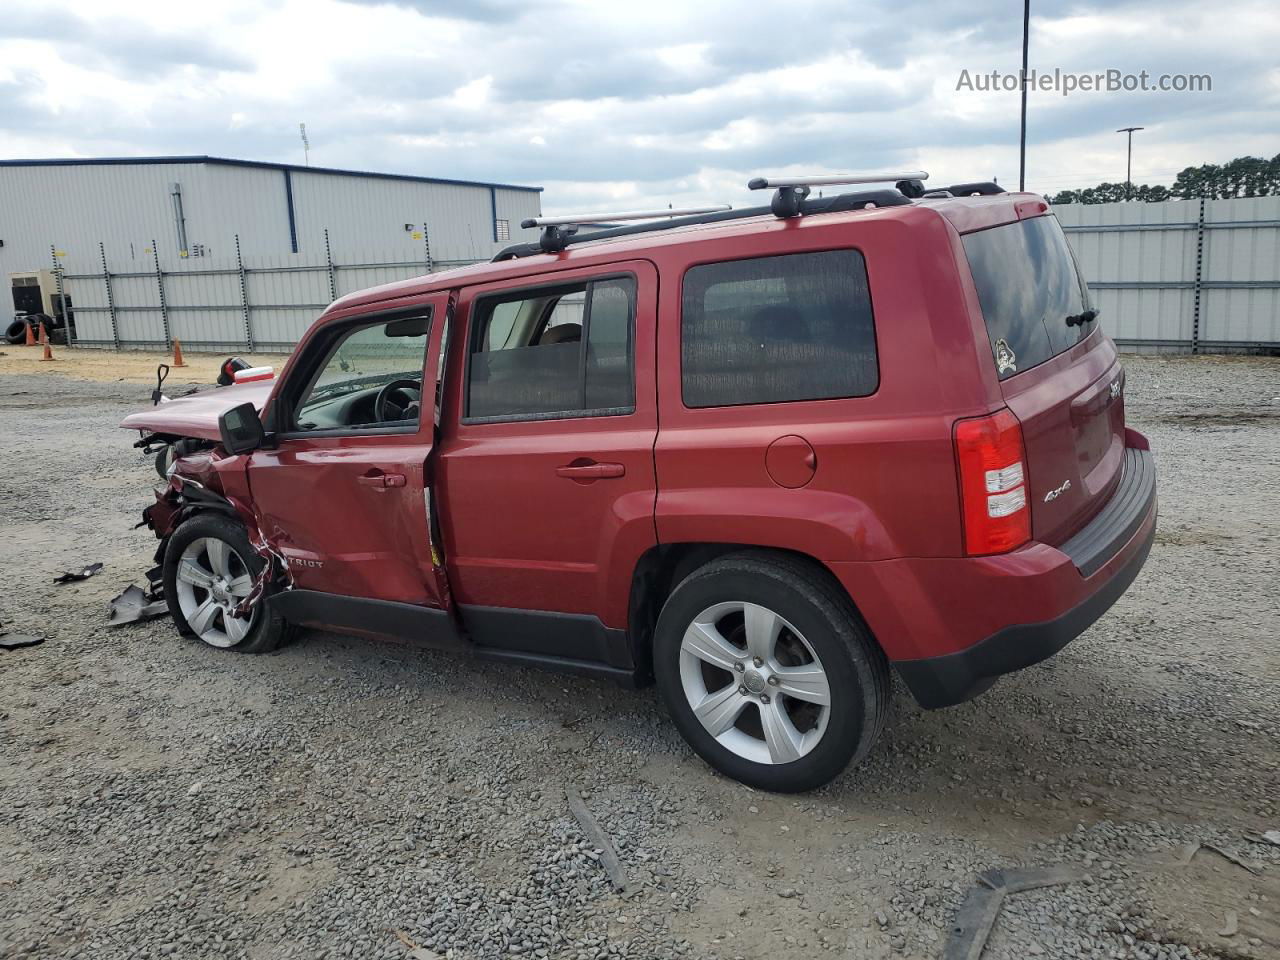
[954,408,1031,556]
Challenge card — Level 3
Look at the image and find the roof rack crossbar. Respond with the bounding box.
[521,205,731,230]
[749,171,929,218]
[491,189,909,262]
[747,171,929,190]
[522,204,733,254]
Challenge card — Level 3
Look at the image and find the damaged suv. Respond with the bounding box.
[122,174,1157,792]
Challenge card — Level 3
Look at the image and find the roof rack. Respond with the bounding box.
[749,171,929,216]
[519,205,732,254]
[491,189,913,262]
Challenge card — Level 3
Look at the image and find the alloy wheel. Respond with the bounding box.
[678,601,831,764]
[174,536,257,648]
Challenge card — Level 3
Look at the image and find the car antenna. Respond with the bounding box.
[522,205,732,254]
[747,171,930,217]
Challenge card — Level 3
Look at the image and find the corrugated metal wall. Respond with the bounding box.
[1,158,543,350]
[58,241,472,350]
[1057,196,1280,353]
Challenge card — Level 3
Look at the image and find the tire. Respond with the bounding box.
[653,552,889,792]
[4,319,27,345]
[154,446,173,479]
[162,513,290,654]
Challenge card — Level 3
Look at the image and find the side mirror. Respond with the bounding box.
[219,402,265,455]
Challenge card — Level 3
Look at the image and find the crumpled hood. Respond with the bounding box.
[119,380,274,441]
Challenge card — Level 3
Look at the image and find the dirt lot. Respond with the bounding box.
[1,352,1278,960]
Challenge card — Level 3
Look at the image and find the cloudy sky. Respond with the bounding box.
[2,0,1277,213]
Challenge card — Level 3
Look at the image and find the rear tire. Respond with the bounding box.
[162,513,289,654]
[653,552,889,792]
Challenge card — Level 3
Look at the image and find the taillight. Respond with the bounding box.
[954,408,1030,556]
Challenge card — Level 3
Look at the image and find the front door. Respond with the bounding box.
[248,296,450,606]
[435,261,658,638]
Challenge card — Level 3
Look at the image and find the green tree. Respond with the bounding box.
[1047,154,1280,203]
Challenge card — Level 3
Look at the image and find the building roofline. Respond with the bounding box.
[0,155,543,193]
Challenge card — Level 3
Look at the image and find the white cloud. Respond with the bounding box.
[0,0,1276,212]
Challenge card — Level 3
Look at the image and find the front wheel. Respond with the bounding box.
[654,553,889,792]
[162,513,289,653]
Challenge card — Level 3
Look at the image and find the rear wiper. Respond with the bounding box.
[1065,308,1099,327]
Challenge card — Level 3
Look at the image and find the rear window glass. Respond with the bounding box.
[962,216,1096,379]
[681,250,877,408]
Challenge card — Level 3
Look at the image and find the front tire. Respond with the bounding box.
[654,552,889,792]
[162,513,288,653]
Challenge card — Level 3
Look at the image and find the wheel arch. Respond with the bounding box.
[627,542,883,684]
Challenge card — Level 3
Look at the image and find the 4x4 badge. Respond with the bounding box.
[995,339,1017,374]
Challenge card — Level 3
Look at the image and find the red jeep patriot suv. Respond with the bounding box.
[122,173,1157,792]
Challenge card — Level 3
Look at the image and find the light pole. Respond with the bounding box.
[1018,0,1030,191]
[1116,126,1144,200]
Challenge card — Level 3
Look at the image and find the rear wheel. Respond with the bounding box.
[654,552,889,792]
[162,513,288,653]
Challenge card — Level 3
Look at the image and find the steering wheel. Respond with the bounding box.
[374,378,422,423]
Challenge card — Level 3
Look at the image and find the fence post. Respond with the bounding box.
[51,245,72,348]
[236,234,254,351]
[324,229,337,302]
[424,222,433,273]
[99,241,120,349]
[151,240,172,348]
[1190,197,1206,355]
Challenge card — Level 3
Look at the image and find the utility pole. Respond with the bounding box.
[1018,0,1030,191]
[299,123,310,166]
[1116,126,1144,200]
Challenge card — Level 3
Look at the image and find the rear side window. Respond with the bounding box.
[681,250,877,408]
[962,215,1095,379]
[466,276,636,421]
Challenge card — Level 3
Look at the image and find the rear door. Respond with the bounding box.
[435,261,658,635]
[962,214,1125,544]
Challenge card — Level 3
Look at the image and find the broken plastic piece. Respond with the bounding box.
[54,562,103,584]
[108,584,170,626]
[944,866,1089,960]
[0,633,45,651]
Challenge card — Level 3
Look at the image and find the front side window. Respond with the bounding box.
[466,276,636,421]
[293,313,430,431]
[681,250,878,408]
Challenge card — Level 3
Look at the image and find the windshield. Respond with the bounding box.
[962,215,1095,379]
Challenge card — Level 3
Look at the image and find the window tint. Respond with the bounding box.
[681,250,877,408]
[962,215,1095,380]
[467,276,636,420]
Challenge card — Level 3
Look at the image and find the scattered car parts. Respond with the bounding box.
[54,562,103,584]
[565,785,631,894]
[108,584,170,626]
[944,866,1090,960]
[0,630,45,651]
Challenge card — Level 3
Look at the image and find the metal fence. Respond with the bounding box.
[56,197,1280,354]
[58,229,479,352]
[1057,195,1280,353]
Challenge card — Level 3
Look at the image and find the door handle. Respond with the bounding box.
[555,461,626,480]
[357,472,407,488]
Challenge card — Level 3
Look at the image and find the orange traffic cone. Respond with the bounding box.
[172,339,187,368]
[24,320,36,346]
[39,323,54,361]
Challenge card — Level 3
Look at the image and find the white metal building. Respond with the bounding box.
[0,155,541,270]
[0,156,542,349]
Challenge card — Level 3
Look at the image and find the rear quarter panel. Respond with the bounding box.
[652,208,995,563]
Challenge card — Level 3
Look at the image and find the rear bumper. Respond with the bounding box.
[830,441,1157,709]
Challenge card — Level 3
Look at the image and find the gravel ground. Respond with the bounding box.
[1,354,1278,960]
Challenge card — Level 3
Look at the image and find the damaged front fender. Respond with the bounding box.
[138,455,294,615]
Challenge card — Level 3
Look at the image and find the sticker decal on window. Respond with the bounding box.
[995,338,1017,375]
